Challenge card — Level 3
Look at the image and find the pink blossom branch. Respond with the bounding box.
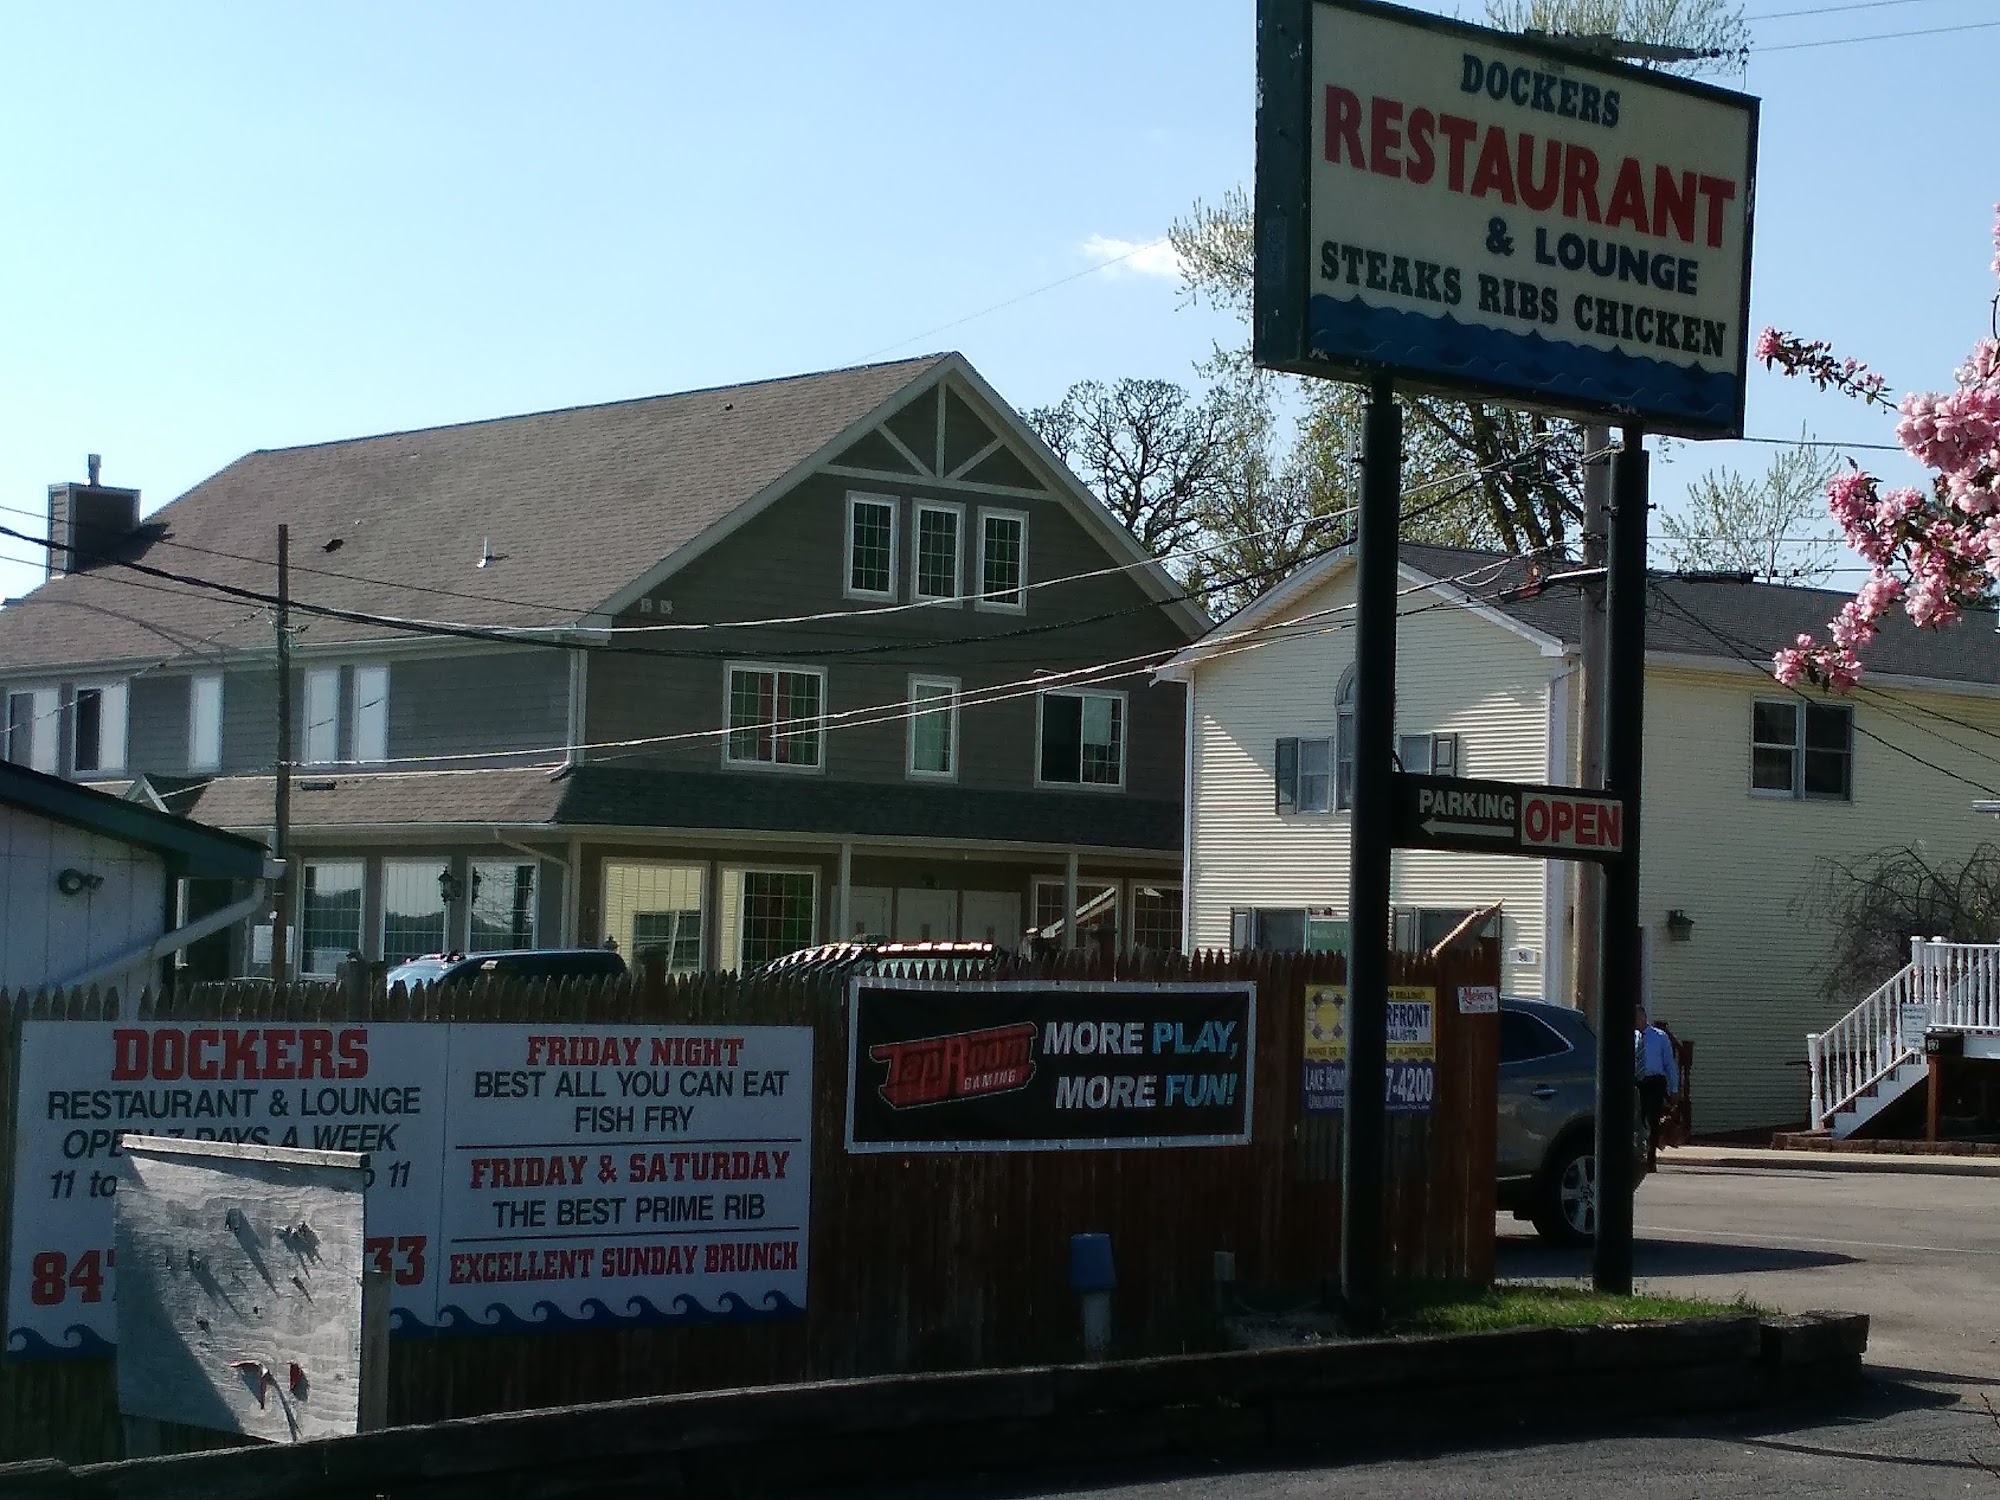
[1756,205,2000,692]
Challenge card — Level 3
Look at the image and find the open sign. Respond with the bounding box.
[1520,793,1624,854]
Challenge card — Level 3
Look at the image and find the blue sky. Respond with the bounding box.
[1,0,1993,608]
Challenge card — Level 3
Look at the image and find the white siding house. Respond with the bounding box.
[1164,543,2000,1132]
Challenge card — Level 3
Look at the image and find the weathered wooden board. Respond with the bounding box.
[115,1137,375,1444]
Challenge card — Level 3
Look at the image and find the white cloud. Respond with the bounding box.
[1080,233,1182,282]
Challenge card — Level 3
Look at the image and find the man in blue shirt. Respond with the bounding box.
[1635,1005,1681,1171]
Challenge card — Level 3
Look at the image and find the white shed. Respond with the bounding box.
[0,761,270,1002]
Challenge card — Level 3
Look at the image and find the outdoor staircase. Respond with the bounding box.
[1808,939,2000,1137]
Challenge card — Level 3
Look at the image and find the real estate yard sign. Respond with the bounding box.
[1254,0,1758,436]
[1301,985,1437,1117]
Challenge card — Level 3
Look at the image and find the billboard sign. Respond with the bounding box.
[846,980,1255,1152]
[1254,0,1758,436]
[1301,984,1437,1117]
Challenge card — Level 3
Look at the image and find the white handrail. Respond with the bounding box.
[1807,938,2000,1129]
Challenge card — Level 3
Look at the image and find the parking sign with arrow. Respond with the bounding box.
[1389,773,1625,863]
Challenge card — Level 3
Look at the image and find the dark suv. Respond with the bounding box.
[384,948,628,990]
[1497,997,1649,1246]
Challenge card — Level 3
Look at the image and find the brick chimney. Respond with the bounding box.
[47,454,140,578]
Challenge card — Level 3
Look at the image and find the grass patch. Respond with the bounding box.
[1386,1280,1757,1335]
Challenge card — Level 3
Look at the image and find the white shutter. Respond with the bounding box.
[352,665,389,764]
[29,688,58,773]
[97,681,128,773]
[303,669,339,764]
[190,675,223,771]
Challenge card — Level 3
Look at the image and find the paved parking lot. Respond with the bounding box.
[877,1161,2000,1499]
[1501,1154,2000,1389]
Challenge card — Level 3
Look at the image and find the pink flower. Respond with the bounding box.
[1772,648,1808,686]
[1754,327,1782,363]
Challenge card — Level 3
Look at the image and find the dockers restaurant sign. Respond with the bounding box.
[1254,0,1758,437]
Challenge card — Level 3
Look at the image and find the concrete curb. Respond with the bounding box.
[1668,1146,2000,1178]
[0,1312,1869,1500]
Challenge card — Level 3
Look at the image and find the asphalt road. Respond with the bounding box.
[861,1162,2000,1499]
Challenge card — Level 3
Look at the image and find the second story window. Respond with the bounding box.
[1752,698,1852,800]
[189,674,223,772]
[5,691,39,769]
[726,663,824,770]
[845,493,897,601]
[913,501,963,603]
[1275,737,1334,814]
[907,675,959,780]
[978,508,1027,611]
[303,667,339,765]
[1039,690,1124,789]
[70,682,127,775]
[352,665,389,764]
[1397,732,1459,776]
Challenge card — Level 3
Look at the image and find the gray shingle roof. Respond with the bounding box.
[0,761,267,876]
[1399,542,2000,688]
[177,766,1182,853]
[0,356,948,671]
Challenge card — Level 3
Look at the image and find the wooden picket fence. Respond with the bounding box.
[0,945,1498,1463]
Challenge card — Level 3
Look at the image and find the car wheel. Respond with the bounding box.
[1531,1137,1597,1247]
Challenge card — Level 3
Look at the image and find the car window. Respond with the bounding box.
[1499,1011,1570,1064]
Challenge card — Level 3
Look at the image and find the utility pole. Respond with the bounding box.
[1572,423,1611,1026]
[270,524,292,983]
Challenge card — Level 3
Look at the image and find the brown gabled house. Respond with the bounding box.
[0,354,1203,977]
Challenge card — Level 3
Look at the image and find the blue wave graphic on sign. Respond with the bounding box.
[6,1323,117,1361]
[418,1289,805,1337]
[1307,293,1739,430]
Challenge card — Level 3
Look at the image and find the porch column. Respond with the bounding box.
[564,836,584,946]
[1064,852,1079,952]
[837,843,853,943]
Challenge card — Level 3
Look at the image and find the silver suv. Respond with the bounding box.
[1497,997,1649,1246]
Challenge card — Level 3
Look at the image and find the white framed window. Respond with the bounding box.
[381,859,449,964]
[5,688,56,772]
[299,859,365,975]
[845,493,898,601]
[189,674,223,772]
[907,675,960,781]
[1751,698,1853,800]
[303,667,339,765]
[1037,689,1125,789]
[352,665,389,764]
[1033,878,1120,953]
[1397,732,1459,776]
[1274,737,1335,814]
[725,662,826,771]
[603,860,706,974]
[469,859,537,951]
[1130,883,1183,954]
[70,681,127,775]
[912,500,964,603]
[976,507,1028,612]
[719,865,818,970]
[1335,667,1356,810]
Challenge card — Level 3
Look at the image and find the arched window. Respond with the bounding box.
[1335,666,1356,810]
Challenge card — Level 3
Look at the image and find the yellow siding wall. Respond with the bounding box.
[1640,664,2000,1132]
[1187,565,1570,998]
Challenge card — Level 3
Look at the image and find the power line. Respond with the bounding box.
[855,239,1173,362]
[1758,17,2000,50]
[1648,585,2000,797]
[222,554,1543,777]
[1747,0,1955,19]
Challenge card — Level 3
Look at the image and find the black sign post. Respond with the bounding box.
[1341,375,1401,1330]
[1594,430,1650,1295]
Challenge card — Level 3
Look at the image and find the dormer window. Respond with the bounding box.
[845,493,897,601]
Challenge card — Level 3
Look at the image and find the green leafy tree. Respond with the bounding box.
[1657,436,1843,583]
